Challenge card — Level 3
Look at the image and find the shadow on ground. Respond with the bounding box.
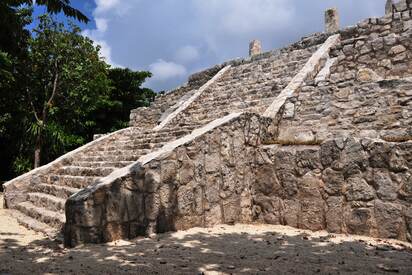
[1,223,412,275]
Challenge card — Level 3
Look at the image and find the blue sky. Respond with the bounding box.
[34,0,386,92]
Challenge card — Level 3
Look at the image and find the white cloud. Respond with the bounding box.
[95,0,120,14]
[193,0,294,35]
[86,38,122,68]
[149,60,187,81]
[175,45,200,64]
[94,0,133,16]
[95,18,108,33]
[81,0,386,91]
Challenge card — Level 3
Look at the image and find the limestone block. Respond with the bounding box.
[389,44,407,55]
[384,33,398,45]
[204,204,222,226]
[276,170,298,197]
[345,176,375,201]
[405,208,412,241]
[254,164,281,196]
[144,192,160,221]
[319,139,341,167]
[144,170,161,193]
[325,8,340,33]
[282,199,299,227]
[398,172,412,200]
[205,152,220,173]
[367,141,392,168]
[373,169,398,201]
[385,0,393,15]
[222,198,241,224]
[394,0,408,12]
[340,138,369,177]
[322,167,345,195]
[389,149,409,172]
[344,207,375,235]
[326,196,344,233]
[298,172,323,199]
[295,148,322,176]
[298,199,325,231]
[375,200,406,240]
[283,102,295,118]
[371,37,384,51]
[161,160,177,184]
[178,160,195,185]
[249,40,262,56]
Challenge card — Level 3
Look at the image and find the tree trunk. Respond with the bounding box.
[34,133,42,168]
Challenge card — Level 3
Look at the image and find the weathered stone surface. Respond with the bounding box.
[5,1,412,248]
[373,169,398,201]
[325,8,340,33]
[345,207,375,236]
[345,176,375,201]
[375,200,406,240]
[326,196,343,232]
[322,168,345,195]
[249,40,262,56]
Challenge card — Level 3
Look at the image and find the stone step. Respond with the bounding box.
[70,161,134,168]
[75,154,142,162]
[27,192,66,212]
[9,209,60,238]
[96,141,166,151]
[189,96,275,112]
[31,183,80,199]
[15,201,65,229]
[118,127,195,141]
[55,166,115,177]
[80,148,151,157]
[127,124,197,136]
[118,134,177,144]
[46,175,101,189]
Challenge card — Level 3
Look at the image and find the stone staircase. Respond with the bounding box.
[8,126,197,237]
[164,46,318,129]
[4,33,324,241]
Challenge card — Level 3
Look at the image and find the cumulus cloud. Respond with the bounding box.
[82,0,386,91]
[149,60,187,81]
[193,0,294,35]
[94,39,123,68]
[175,45,200,64]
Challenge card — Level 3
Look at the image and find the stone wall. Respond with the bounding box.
[129,65,223,128]
[65,113,274,247]
[65,113,412,246]
[276,6,412,144]
[277,78,412,144]
[254,138,412,242]
[330,8,412,81]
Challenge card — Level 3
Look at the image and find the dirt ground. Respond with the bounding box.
[1,194,412,275]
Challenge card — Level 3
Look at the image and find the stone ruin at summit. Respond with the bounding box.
[3,0,412,247]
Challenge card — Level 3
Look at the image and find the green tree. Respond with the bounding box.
[92,68,155,133]
[1,10,154,180]
[0,0,87,178]
[26,15,110,167]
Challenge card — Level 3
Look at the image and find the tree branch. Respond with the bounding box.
[47,60,59,108]
[27,88,41,123]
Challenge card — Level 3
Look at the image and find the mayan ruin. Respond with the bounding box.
[1,0,412,273]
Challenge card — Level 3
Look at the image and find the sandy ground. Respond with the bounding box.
[1,194,412,275]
